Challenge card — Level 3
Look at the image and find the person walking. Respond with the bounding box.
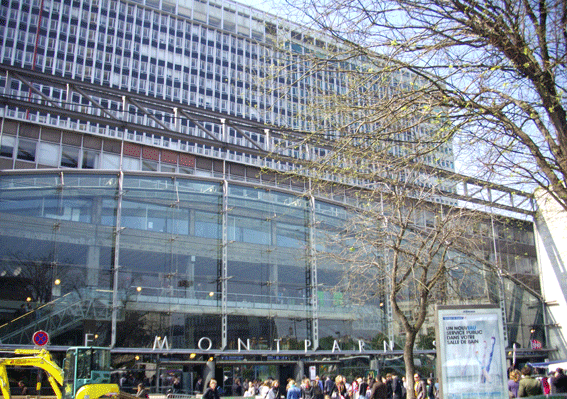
[518,366,543,397]
[313,379,324,399]
[203,379,221,399]
[508,369,520,398]
[287,380,301,399]
[18,381,28,396]
[368,375,387,399]
[331,376,348,399]
[391,374,403,399]
[413,374,426,399]
[551,368,567,393]
[136,383,149,398]
[324,376,335,399]
[302,378,314,399]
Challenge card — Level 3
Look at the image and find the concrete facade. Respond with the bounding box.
[535,190,567,360]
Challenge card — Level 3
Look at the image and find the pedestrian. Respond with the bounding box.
[366,377,374,399]
[350,377,359,399]
[413,374,426,399]
[203,379,221,399]
[315,376,324,392]
[508,369,520,398]
[234,378,244,396]
[331,376,348,399]
[172,376,182,393]
[542,373,551,396]
[274,380,286,399]
[260,380,273,399]
[426,378,436,399]
[551,368,567,393]
[18,381,28,396]
[385,374,392,399]
[324,376,335,399]
[287,380,301,399]
[194,377,204,394]
[313,378,324,399]
[302,378,314,399]
[136,383,149,398]
[518,366,543,397]
[368,375,387,399]
[391,374,403,399]
[358,377,368,399]
[401,376,407,399]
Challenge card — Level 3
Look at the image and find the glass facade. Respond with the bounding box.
[0,167,542,355]
[0,170,392,351]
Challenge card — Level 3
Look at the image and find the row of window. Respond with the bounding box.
[3,0,453,144]
[2,0,455,173]
[0,134,193,174]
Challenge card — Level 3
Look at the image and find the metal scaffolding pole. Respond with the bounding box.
[110,171,124,348]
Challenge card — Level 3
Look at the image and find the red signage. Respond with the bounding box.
[32,330,49,347]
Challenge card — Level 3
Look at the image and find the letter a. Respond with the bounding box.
[332,340,341,353]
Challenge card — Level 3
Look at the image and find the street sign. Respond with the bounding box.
[32,330,49,347]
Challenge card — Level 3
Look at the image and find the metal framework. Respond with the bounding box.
[0,290,113,345]
[0,63,534,217]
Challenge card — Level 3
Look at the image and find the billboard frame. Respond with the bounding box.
[435,304,508,399]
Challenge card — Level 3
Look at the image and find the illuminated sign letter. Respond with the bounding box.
[198,337,213,351]
[237,338,250,352]
[332,340,341,353]
[84,333,95,346]
[153,336,170,350]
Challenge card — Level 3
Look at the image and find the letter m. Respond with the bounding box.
[153,336,170,350]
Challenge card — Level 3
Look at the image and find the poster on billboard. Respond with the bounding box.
[435,304,508,399]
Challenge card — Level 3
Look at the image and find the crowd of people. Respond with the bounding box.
[508,365,567,398]
[205,373,438,399]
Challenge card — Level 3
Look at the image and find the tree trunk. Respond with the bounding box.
[404,331,417,399]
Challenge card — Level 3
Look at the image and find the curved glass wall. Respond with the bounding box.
[0,171,363,349]
[0,170,541,352]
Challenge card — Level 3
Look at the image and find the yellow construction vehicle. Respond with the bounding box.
[0,346,122,399]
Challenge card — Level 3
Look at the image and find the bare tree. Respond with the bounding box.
[308,162,496,397]
[272,0,566,211]
[259,0,558,392]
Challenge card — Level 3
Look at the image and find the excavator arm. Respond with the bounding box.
[0,349,64,399]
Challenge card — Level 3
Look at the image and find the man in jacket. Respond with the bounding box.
[324,376,335,399]
[287,380,302,399]
[391,374,403,399]
[368,375,387,399]
[551,368,567,393]
[518,366,543,397]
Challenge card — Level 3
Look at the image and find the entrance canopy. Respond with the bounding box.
[528,360,567,372]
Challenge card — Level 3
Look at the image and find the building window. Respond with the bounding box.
[0,135,15,158]
[17,139,37,162]
[37,142,60,166]
[61,145,79,168]
[142,160,158,171]
[82,149,99,169]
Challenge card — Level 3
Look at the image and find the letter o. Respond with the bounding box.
[198,337,213,351]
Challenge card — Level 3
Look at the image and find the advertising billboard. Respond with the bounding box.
[435,304,508,399]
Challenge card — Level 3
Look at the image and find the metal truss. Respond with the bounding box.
[0,64,534,217]
[0,289,113,345]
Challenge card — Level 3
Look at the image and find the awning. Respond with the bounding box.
[528,360,567,372]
